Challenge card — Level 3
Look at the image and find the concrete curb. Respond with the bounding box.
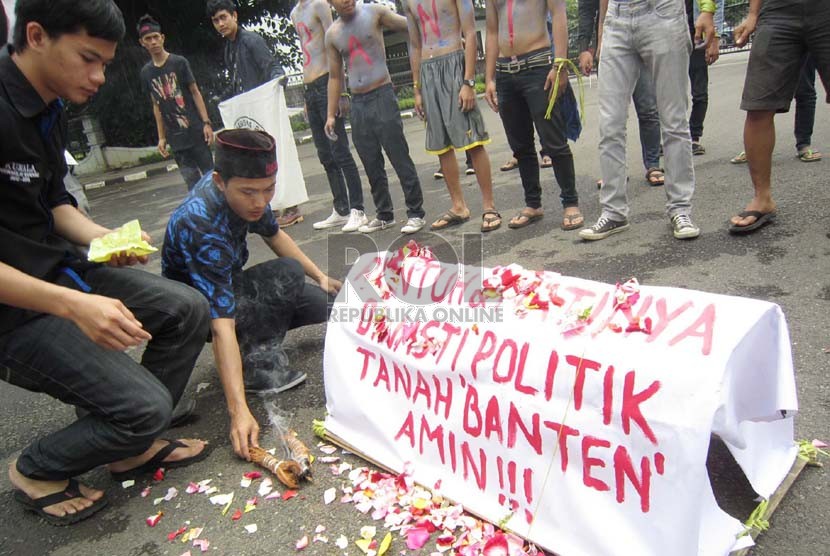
[81,162,179,189]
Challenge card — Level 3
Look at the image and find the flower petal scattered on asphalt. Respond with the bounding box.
[406,527,430,549]
[146,511,163,527]
[282,490,298,501]
[244,524,258,534]
[152,468,165,482]
[360,525,377,539]
[167,526,187,541]
[319,444,338,455]
[377,532,392,555]
[323,487,336,505]
[192,539,209,553]
[258,478,273,497]
[140,486,151,498]
[296,535,309,550]
[231,509,242,521]
[121,480,135,489]
[164,487,178,501]
[335,535,349,549]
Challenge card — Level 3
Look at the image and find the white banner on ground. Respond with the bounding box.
[324,250,798,556]
[218,79,308,211]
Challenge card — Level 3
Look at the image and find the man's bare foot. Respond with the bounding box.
[730,198,776,227]
[107,438,207,474]
[9,461,103,518]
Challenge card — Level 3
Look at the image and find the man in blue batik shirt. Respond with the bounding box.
[162,129,340,461]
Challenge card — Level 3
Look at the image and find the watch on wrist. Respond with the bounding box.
[463,79,476,88]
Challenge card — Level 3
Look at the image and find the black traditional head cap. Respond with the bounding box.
[137,15,162,38]
[215,129,278,179]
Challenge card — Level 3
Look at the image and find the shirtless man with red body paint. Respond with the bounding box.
[403,0,501,232]
[484,0,583,232]
[291,0,366,233]
[324,0,426,235]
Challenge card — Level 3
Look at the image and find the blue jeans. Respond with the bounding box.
[350,84,425,221]
[0,266,210,480]
[233,258,333,375]
[496,61,579,209]
[632,66,661,170]
[304,74,364,214]
[794,53,817,151]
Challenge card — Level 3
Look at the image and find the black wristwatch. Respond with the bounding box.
[463,79,476,88]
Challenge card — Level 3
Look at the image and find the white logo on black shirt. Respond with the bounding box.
[0,162,39,183]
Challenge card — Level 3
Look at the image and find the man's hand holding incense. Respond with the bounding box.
[230,406,260,461]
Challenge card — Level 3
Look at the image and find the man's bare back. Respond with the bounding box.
[492,0,553,57]
[291,0,333,83]
[403,0,472,58]
[326,3,407,94]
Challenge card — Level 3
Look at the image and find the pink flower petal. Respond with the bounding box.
[406,526,431,550]
[244,471,262,480]
[483,533,509,556]
[296,535,309,550]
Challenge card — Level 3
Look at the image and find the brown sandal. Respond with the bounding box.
[561,209,584,230]
[508,209,543,229]
[481,210,502,232]
[500,157,519,172]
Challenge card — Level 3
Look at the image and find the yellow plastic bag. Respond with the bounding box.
[87,219,158,263]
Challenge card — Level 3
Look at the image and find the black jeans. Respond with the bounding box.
[0,266,210,480]
[496,62,578,209]
[795,53,818,150]
[233,258,332,374]
[688,48,708,141]
[350,84,425,221]
[174,141,214,191]
[304,74,364,214]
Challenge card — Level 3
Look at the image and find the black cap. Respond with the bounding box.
[215,129,278,179]
[137,15,161,38]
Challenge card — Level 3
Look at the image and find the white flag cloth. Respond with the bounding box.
[219,79,308,211]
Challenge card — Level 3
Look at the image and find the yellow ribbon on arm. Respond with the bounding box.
[544,57,586,123]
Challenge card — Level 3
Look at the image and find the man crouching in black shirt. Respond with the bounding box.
[0,0,211,525]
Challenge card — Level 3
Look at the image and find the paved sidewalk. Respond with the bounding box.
[78,159,181,189]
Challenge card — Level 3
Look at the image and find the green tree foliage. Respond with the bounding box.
[75,0,301,147]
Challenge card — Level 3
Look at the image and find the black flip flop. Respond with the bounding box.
[430,211,470,231]
[728,210,776,235]
[508,210,543,229]
[110,439,213,481]
[14,478,108,526]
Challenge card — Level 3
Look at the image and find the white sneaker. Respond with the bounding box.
[358,217,394,233]
[313,209,350,230]
[341,209,369,232]
[401,217,426,234]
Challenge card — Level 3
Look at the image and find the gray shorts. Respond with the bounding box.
[420,49,490,154]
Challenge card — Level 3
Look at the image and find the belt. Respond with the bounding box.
[496,50,552,74]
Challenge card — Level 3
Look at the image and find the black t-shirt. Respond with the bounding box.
[0,45,79,335]
[140,54,203,151]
